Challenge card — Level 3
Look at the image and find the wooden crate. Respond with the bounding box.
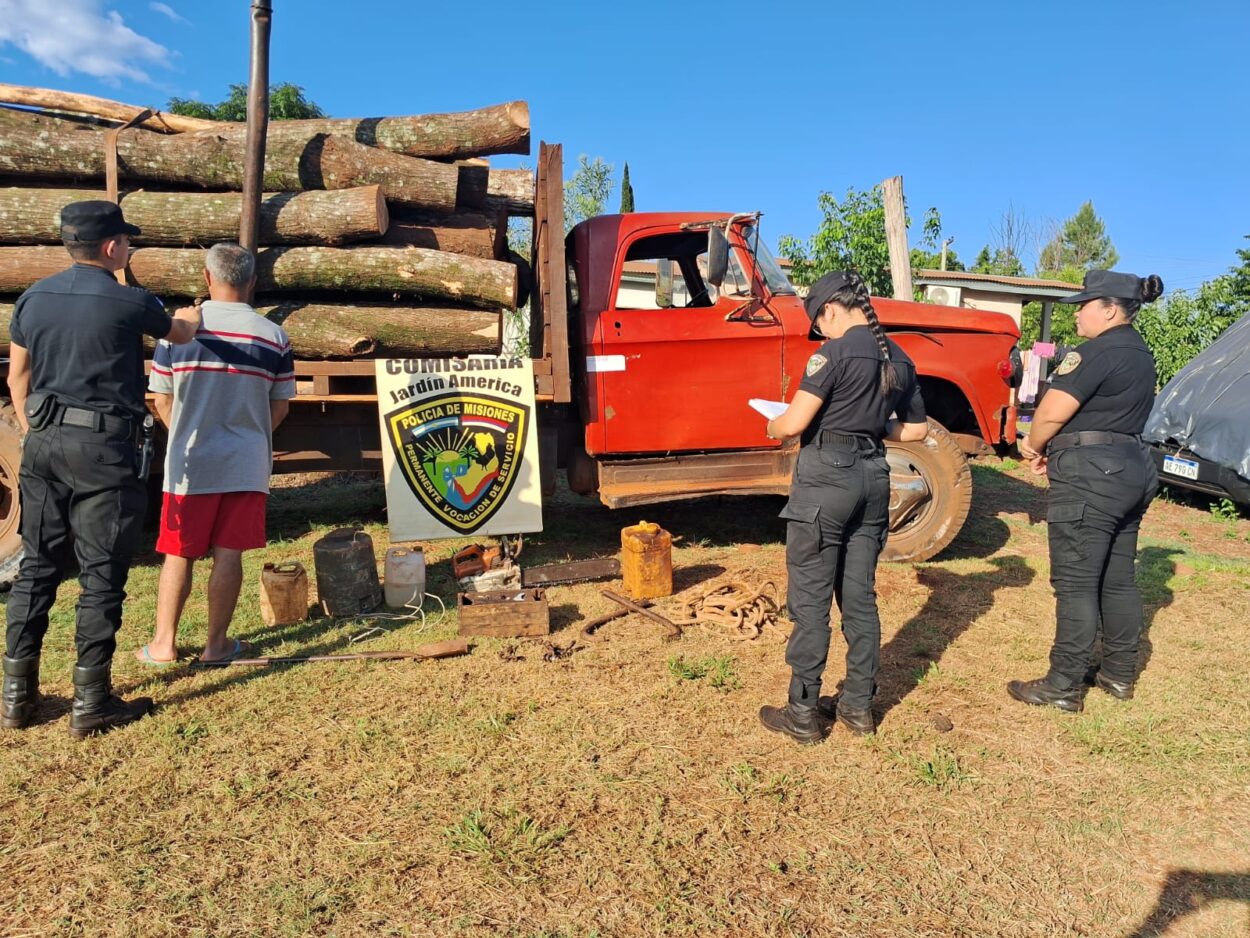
[457,588,550,638]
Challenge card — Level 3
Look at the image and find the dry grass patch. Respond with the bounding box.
[2,462,1249,936]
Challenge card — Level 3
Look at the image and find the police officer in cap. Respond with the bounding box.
[2,200,201,737]
[1011,269,1163,712]
[759,271,929,743]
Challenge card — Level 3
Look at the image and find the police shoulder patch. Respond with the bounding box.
[1054,351,1082,376]
[805,353,828,378]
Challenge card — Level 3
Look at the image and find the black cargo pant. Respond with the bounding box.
[5,423,146,669]
[781,440,891,710]
[1045,440,1158,688]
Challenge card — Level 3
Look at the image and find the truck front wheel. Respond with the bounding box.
[882,419,973,563]
[0,403,23,588]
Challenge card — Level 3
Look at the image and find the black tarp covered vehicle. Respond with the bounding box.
[1144,311,1250,505]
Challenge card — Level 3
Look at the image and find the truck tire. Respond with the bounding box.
[881,419,973,563]
[0,403,23,589]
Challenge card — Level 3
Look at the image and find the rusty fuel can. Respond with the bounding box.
[259,561,309,626]
[621,521,673,600]
[313,527,383,617]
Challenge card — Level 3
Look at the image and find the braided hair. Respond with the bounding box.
[826,273,902,395]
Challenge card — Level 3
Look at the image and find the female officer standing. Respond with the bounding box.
[1011,270,1163,712]
[759,271,928,744]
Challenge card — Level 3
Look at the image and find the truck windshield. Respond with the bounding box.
[738,224,796,296]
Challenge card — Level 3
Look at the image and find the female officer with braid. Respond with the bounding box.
[759,271,929,744]
[1010,270,1162,712]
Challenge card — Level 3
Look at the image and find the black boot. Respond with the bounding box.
[68,664,154,739]
[1093,671,1135,700]
[759,702,826,745]
[835,704,875,736]
[2,655,40,729]
[1007,676,1084,713]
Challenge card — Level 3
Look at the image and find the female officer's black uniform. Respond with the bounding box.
[760,271,925,743]
[1009,269,1161,712]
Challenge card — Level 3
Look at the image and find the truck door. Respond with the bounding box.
[593,230,783,454]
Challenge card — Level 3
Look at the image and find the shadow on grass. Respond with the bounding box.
[930,464,1048,562]
[1134,545,1180,681]
[137,609,392,706]
[1124,869,1250,937]
[875,555,1036,718]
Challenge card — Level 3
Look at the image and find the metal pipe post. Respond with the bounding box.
[239,0,273,269]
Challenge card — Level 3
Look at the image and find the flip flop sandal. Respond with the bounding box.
[137,644,177,667]
[192,638,253,668]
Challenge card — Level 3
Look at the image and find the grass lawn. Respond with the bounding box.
[2,461,1248,937]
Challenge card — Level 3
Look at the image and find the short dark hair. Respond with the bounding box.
[206,242,255,287]
[63,237,107,262]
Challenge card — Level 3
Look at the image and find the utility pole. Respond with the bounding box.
[940,236,955,271]
[239,0,273,282]
[881,176,912,300]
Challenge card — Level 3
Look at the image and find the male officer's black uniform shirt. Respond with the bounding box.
[1048,324,1156,435]
[10,264,173,421]
[798,325,926,439]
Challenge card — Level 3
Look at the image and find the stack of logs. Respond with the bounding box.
[0,84,535,359]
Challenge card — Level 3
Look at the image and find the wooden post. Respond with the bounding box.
[239,0,272,268]
[881,176,912,300]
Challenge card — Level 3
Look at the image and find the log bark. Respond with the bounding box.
[0,107,462,212]
[487,168,535,215]
[0,185,388,245]
[0,246,516,308]
[379,207,504,258]
[0,85,528,157]
[277,101,529,159]
[0,298,500,358]
[259,300,500,357]
[0,83,220,133]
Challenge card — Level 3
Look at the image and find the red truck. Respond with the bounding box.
[0,143,1020,583]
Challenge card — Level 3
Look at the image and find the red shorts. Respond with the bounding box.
[156,492,268,558]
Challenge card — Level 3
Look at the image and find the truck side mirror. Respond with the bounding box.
[655,258,674,308]
[706,227,728,287]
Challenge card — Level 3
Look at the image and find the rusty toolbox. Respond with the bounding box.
[457,588,550,638]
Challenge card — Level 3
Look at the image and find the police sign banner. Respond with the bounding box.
[375,356,543,540]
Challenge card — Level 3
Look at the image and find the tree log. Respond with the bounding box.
[0,83,220,133]
[0,246,517,308]
[0,298,500,358]
[0,85,529,157]
[487,168,535,215]
[279,101,529,159]
[259,300,500,357]
[0,185,388,245]
[379,207,504,258]
[0,107,463,212]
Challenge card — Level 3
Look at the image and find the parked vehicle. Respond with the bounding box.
[0,145,1022,583]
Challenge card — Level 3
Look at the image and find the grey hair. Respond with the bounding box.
[205,242,255,287]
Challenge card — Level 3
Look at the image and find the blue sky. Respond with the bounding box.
[1,0,1246,292]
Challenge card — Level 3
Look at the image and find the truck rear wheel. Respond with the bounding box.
[882,419,973,563]
[0,403,23,588]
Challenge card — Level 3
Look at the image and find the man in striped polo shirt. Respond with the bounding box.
[139,243,296,665]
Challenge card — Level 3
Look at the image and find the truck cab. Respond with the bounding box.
[534,198,1022,561]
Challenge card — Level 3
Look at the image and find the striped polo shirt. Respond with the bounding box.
[150,300,296,495]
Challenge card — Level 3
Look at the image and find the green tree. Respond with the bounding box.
[1136,277,1241,384]
[564,155,614,233]
[1038,201,1119,275]
[167,82,326,121]
[778,186,943,294]
[911,245,964,272]
[1228,234,1250,304]
[619,162,635,213]
[970,244,1025,277]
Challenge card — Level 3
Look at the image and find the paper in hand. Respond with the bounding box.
[749,398,787,420]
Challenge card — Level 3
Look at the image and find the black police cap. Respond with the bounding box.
[803,270,854,340]
[1059,269,1143,305]
[60,200,142,242]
